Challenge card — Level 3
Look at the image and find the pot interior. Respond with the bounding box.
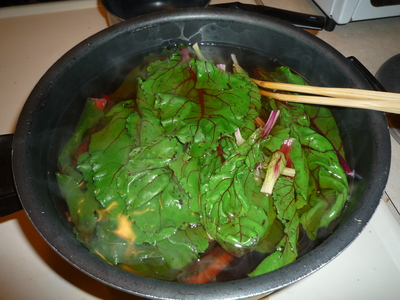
[13,8,390,300]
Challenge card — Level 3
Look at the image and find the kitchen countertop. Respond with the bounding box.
[1,0,400,299]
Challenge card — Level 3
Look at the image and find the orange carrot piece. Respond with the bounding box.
[183,247,235,284]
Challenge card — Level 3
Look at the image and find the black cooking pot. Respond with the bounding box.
[6,8,390,300]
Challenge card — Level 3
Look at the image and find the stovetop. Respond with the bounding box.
[0,1,400,299]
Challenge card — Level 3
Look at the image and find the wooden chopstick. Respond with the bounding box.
[252,79,400,114]
[258,90,400,114]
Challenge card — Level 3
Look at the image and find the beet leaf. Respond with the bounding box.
[56,47,350,281]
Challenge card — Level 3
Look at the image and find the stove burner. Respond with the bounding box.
[376,53,400,144]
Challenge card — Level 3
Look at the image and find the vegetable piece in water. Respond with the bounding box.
[56,45,349,282]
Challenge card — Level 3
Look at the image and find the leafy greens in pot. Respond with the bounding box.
[56,45,349,283]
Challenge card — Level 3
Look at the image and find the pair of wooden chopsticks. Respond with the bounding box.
[251,79,400,114]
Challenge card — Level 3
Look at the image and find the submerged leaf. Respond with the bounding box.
[201,128,272,256]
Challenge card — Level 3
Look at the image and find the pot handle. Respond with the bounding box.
[347,56,386,92]
[0,134,23,217]
[211,2,327,31]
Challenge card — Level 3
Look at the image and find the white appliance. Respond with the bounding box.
[314,0,400,24]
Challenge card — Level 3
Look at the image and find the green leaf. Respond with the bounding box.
[278,66,308,85]
[58,98,105,181]
[151,57,259,157]
[274,176,296,222]
[249,176,299,276]
[248,235,297,277]
[201,129,271,256]
[58,49,350,281]
[260,67,348,241]
[113,137,201,244]
[56,173,100,241]
[274,176,299,252]
[254,219,283,254]
[157,226,210,270]
[289,138,309,210]
[135,80,164,144]
[169,151,202,213]
[87,100,137,208]
[299,132,348,239]
[305,105,346,158]
[263,126,290,153]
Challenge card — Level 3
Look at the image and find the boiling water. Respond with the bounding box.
[60,44,349,283]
